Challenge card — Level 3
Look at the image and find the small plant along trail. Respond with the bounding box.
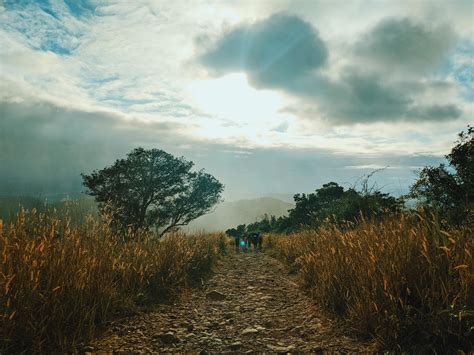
[89,252,370,353]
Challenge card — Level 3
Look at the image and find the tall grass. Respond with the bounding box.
[267,213,473,351]
[0,208,227,353]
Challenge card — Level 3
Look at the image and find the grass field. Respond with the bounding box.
[0,207,227,353]
[266,213,473,352]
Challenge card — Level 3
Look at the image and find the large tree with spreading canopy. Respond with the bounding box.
[82,147,224,236]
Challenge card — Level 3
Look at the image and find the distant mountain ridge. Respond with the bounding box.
[185,197,294,233]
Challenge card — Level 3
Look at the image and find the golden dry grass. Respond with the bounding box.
[0,208,227,353]
[266,213,473,351]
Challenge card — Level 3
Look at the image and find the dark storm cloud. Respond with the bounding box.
[408,104,462,121]
[199,14,463,124]
[0,100,187,195]
[336,71,418,121]
[298,71,412,122]
[356,18,457,72]
[284,70,462,124]
[199,13,328,88]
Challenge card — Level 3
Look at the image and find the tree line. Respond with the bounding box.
[227,126,473,237]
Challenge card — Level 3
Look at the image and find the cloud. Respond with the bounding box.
[344,164,392,170]
[408,104,462,121]
[199,12,328,88]
[284,69,463,124]
[199,13,465,125]
[0,99,188,195]
[271,121,289,133]
[321,71,412,122]
[355,17,457,73]
[1,94,451,200]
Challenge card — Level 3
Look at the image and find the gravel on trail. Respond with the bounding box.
[88,251,373,353]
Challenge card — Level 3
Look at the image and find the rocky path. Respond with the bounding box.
[89,251,371,353]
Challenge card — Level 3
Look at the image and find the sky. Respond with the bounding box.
[0,0,473,201]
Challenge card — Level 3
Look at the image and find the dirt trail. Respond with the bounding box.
[89,251,371,353]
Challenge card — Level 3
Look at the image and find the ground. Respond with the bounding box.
[88,251,372,353]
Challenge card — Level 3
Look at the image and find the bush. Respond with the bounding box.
[0,209,226,353]
[267,213,473,352]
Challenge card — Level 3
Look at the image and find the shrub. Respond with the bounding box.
[0,208,225,353]
[267,213,473,351]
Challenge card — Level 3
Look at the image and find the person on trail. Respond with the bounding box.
[234,234,240,253]
[241,237,247,252]
[225,228,244,253]
[246,233,252,250]
[242,233,249,252]
[251,232,259,252]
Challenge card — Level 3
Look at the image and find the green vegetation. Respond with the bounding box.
[82,147,224,236]
[226,180,402,236]
[410,126,473,226]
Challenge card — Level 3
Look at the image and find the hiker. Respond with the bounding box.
[241,237,247,252]
[240,233,248,253]
[246,233,252,250]
[225,228,245,253]
[251,232,259,252]
[234,234,240,253]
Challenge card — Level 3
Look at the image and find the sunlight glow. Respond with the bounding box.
[187,73,286,127]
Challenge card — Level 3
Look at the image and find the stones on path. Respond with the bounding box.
[241,327,259,335]
[205,290,227,301]
[90,252,371,352]
[267,344,295,353]
[156,332,180,344]
[228,341,242,350]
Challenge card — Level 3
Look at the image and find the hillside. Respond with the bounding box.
[185,197,294,233]
[0,195,97,222]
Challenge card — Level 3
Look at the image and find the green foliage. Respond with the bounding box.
[225,215,286,237]
[225,223,247,237]
[227,180,402,235]
[285,181,402,232]
[82,148,224,236]
[410,126,473,225]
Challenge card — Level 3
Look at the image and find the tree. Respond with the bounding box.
[410,126,473,225]
[285,181,401,231]
[81,147,224,236]
[225,224,247,238]
[225,228,239,238]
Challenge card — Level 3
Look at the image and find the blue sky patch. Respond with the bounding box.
[450,40,474,101]
[63,0,96,18]
[1,0,91,55]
